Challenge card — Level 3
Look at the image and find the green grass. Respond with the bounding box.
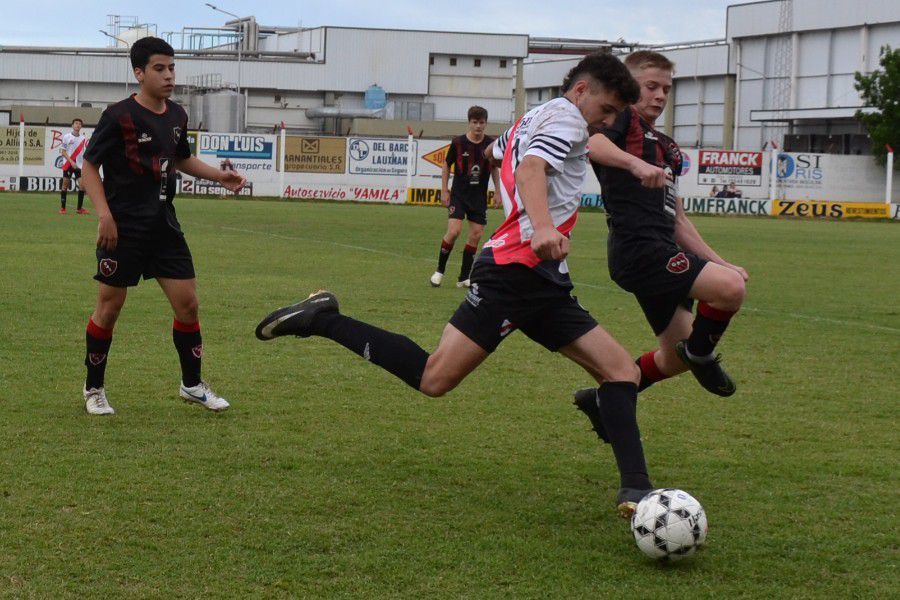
[0,193,897,598]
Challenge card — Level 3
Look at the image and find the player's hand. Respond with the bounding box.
[441,189,450,207]
[531,227,569,261]
[630,161,666,188]
[219,170,246,193]
[97,213,118,251]
[726,263,749,282]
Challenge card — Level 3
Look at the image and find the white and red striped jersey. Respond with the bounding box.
[60,131,87,169]
[478,97,589,287]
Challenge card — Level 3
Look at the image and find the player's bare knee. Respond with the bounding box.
[718,274,746,310]
[418,376,453,398]
[605,359,640,385]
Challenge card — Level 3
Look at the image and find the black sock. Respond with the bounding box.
[60,190,67,209]
[85,318,113,389]
[437,239,454,274]
[687,302,736,357]
[596,381,651,490]
[77,190,85,210]
[311,312,429,390]
[173,320,202,387]
[459,243,476,281]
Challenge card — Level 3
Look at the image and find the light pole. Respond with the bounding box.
[205,3,242,94]
[99,30,130,96]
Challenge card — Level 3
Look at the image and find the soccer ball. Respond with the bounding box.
[631,488,708,561]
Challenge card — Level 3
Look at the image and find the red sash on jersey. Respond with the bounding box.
[64,138,86,170]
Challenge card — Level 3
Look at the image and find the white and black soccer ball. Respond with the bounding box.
[631,488,708,561]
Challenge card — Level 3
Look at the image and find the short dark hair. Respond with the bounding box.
[468,106,487,121]
[72,118,83,125]
[130,36,175,70]
[624,50,674,73]
[561,51,640,105]
[467,106,488,121]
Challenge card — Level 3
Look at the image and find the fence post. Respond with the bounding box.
[279,122,286,199]
[886,144,894,205]
[769,142,779,203]
[17,113,25,181]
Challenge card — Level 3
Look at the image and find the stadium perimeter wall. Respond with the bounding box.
[2,126,898,219]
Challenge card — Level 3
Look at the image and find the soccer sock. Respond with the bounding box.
[77,190,85,210]
[85,318,113,390]
[458,243,476,281]
[636,350,669,392]
[687,302,737,358]
[436,239,454,274]
[172,319,202,387]
[310,312,429,390]
[60,190,67,209]
[596,381,652,490]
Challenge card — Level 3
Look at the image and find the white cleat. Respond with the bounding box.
[430,271,444,287]
[179,381,230,412]
[456,279,471,288]
[84,386,115,416]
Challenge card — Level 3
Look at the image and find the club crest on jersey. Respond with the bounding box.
[499,319,515,337]
[99,258,118,277]
[173,127,182,142]
[666,252,690,274]
[191,344,203,359]
[88,353,106,366]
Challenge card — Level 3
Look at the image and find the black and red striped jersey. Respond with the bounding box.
[592,106,684,250]
[445,134,495,202]
[84,95,191,237]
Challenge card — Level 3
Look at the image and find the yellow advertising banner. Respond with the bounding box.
[0,126,45,165]
[773,200,890,219]
[406,187,496,206]
[281,136,346,173]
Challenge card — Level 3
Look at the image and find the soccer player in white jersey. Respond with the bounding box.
[59,118,89,214]
[256,53,653,517]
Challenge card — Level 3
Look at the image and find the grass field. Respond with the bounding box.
[0,192,897,598]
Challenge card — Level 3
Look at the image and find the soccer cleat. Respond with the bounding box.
[58,208,67,214]
[429,271,444,287]
[573,388,610,443]
[255,290,339,340]
[617,487,653,519]
[675,340,736,397]
[456,278,470,288]
[77,208,90,214]
[84,386,115,415]
[179,381,230,412]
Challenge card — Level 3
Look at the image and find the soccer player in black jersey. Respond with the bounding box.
[574,51,748,433]
[79,37,246,415]
[429,106,501,288]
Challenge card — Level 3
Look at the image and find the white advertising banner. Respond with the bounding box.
[347,137,417,176]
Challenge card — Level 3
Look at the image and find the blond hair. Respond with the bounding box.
[624,50,674,74]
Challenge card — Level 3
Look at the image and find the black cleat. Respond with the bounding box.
[573,388,610,443]
[675,340,736,397]
[255,290,339,340]
[617,487,653,519]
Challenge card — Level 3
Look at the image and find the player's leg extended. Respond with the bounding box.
[457,221,484,286]
[60,176,70,213]
[84,283,127,415]
[678,263,746,396]
[560,326,652,516]
[432,218,462,287]
[256,291,487,395]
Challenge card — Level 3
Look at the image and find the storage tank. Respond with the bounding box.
[202,91,245,133]
[364,84,387,110]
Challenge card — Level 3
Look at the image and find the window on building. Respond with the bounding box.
[450,57,457,67]
[474,58,481,67]
[429,55,434,66]
[500,59,508,69]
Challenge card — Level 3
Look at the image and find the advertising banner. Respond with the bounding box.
[282,183,405,204]
[198,133,276,173]
[683,197,772,216]
[772,200,890,219]
[0,126,44,165]
[697,150,763,187]
[348,137,417,176]
[281,136,346,173]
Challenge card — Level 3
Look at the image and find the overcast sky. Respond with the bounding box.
[3,0,747,47]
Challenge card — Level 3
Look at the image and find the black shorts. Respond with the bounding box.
[449,261,598,353]
[94,224,195,288]
[447,192,487,225]
[63,166,82,180]
[610,245,707,335]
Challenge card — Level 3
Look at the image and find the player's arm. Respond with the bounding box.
[175,156,246,193]
[490,165,502,209]
[674,199,749,281]
[60,147,76,169]
[82,159,117,251]
[588,133,665,188]
[515,155,568,260]
[440,162,451,207]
